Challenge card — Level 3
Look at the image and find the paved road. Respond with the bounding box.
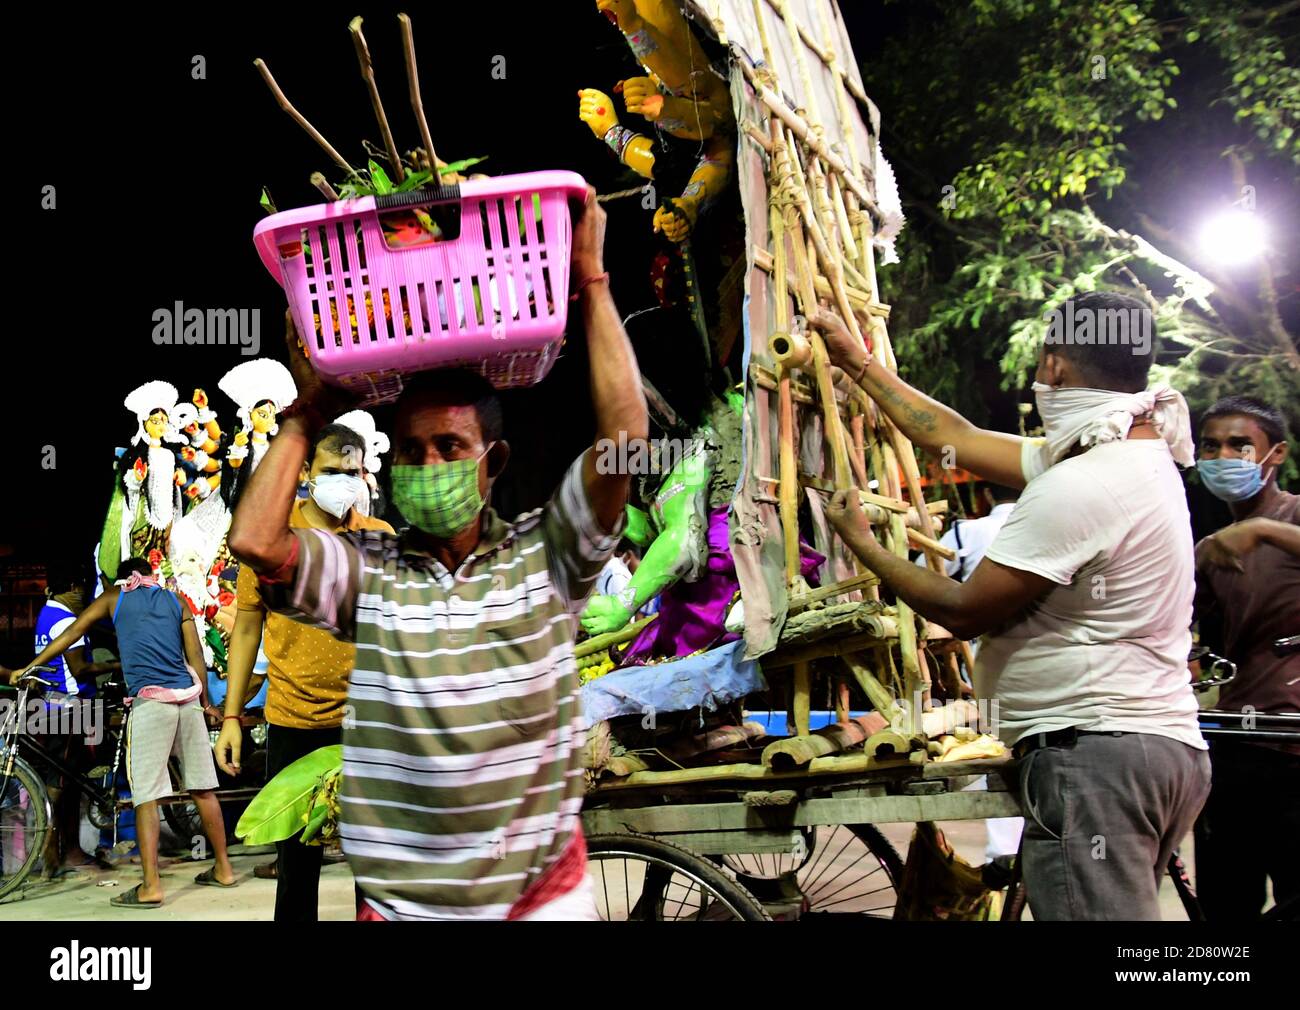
[0,822,1200,921]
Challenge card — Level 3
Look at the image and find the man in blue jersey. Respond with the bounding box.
[28,564,119,873]
[15,558,237,907]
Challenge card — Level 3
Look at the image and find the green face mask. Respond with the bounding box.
[390,446,492,538]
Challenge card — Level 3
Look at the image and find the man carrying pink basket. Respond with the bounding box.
[229,187,647,920]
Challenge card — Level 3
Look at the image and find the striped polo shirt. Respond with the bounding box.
[263,453,620,919]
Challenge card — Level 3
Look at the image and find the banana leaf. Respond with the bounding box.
[98,486,125,580]
[236,745,342,845]
[300,803,330,845]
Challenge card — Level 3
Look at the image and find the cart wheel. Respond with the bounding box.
[723,824,904,918]
[587,833,771,922]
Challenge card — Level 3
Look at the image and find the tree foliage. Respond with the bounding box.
[861,0,1299,477]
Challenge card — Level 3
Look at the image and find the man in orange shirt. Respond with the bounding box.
[214,422,393,920]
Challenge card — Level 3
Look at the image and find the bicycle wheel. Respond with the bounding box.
[0,758,52,900]
[725,824,904,918]
[161,757,202,843]
[587,834,770,922]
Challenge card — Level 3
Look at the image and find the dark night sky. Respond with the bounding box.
[4,2,1277,566]
[6,3,723,562]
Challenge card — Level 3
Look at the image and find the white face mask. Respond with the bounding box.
[1031,381,1195,467]
[309,473,369,519]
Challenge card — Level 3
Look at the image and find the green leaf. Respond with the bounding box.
[236,745,342,845]
[368,160,395,196]
[395,169,434,192]
[259,187,277,215]
[437,156,488,175]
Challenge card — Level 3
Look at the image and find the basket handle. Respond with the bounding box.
[375,183,462,210]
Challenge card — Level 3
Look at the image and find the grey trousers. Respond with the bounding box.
[1016,731,1211,921]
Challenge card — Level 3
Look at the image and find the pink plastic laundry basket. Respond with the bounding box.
[253,170,590,405]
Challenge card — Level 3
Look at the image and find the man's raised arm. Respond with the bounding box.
[810,308,1028,489]
[227,313,347,578]
[571,186,649,530]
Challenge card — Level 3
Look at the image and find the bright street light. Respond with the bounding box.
[1198,209,1267,265]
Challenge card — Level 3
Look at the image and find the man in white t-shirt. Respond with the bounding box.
[814,291,1210,920]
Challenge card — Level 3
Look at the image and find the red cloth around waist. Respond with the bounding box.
[356,826,588,921]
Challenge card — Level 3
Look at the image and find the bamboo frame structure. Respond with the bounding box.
[736,0,971,747]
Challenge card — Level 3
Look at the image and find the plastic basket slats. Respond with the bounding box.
[254,170,587,402]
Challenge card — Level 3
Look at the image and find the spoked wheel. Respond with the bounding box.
[0,758,52,901]
[723,824,904,918]
[587,834,770,922]
[161,757,202,843]
[87,790,116,832]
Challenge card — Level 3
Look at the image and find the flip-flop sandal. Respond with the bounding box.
[110,884,162,908]
[194,867,239,888]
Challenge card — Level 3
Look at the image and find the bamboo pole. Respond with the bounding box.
[842,653,895,714]
[792,662,811,737]
[769,170,802,590]
[751,246,882,314]
[589,748,913,790]
[575,613,658,659]
[907,527,956,561]
[762,712,887,770]
[349,17,405,182]
[254,59,358,178]
[397,13,439,173]
[757,0,876,111]
[738,59,877,215]
[786,572,881,614]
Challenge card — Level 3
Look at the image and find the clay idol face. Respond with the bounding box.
[250,401,277,434]
[144,409,170,441]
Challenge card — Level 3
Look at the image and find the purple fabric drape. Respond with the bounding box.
[621,506,823,665]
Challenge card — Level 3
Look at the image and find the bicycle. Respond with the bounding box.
[0,665,267,901]
[0,666,127,900]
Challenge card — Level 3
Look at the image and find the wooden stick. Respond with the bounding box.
[768,189,802,590]
[786,572,882,614]
[762,712,887,770]
[397,13,439,174]
[842,653,896,714]
[906,526,955,561]
[809,330,852,490]
[739,58,878,215]
[754,0,875,113]
[349,17,405,182]
[310,172,339,202]
[254,58,358,178]
[863,727,912,760]
[792,661,811,737]
[589,749,912,790]
[752,246,883,314]
[575,613,657,659]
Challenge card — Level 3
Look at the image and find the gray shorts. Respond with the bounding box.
[126,698,219,806]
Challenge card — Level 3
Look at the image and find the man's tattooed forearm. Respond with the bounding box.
[878,384,939,434]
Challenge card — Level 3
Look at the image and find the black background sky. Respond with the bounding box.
[7,2,733,561]
[3,2,1257,565]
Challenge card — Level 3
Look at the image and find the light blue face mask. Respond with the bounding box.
[1196,445,1280,503]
